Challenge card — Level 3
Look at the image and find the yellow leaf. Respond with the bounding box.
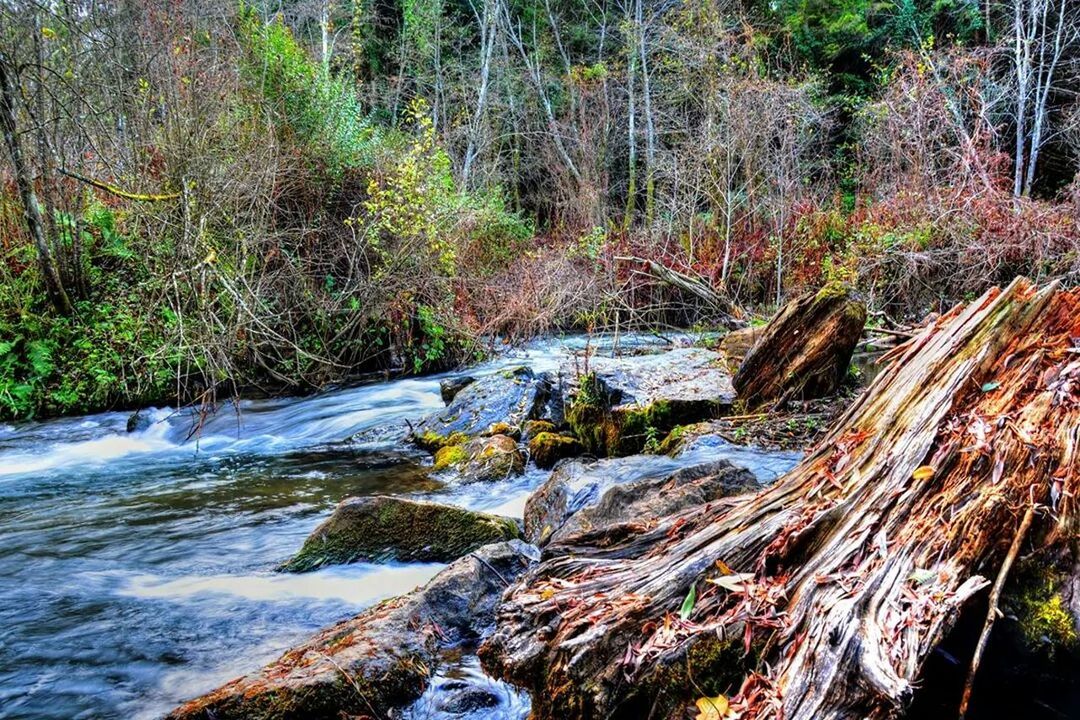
[202,249,217,265]
[912,465,935,481]
[41,27,57,39]
[695,695,729,720]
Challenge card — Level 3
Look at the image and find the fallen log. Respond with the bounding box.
[480,278,1080,720]
[615,256,744,329]
[734,283,866,408]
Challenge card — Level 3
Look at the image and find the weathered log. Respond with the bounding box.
[616,255,744,329]
[480,278,1080,720]
[734,283,866,408]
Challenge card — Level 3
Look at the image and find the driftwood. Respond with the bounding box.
[480,278,1080,720]
[734,283,866,408]
[616,256,743,329]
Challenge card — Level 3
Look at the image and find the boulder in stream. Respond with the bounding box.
[440,375,476,405]
[563,347,736,456]
[527,432,582,469]
[279,496,521,571]
[413,366,551,449]
[434,434,526,483]
[169,540,539,720]
[523,456,756,546]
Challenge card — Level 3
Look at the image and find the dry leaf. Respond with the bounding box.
[707,573,754,592]
[912,465,935,481]
[695,694,730,720]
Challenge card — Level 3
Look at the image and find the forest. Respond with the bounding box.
[1,0,1078,420]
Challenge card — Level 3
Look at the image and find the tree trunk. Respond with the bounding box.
[0,53,72,315]
[733,283,866,408]
[481,278,1080,720]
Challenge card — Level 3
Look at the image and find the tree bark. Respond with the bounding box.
[481,278,1080,720]
[733,283,866,408]
[0,52,72,315]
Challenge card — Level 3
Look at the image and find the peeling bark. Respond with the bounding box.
[481,278,1080,720]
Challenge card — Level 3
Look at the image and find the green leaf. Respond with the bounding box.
[679,582,697,621]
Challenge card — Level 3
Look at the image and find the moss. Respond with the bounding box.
[414,429,468,452]
[657,424,689,455]
[279,497,520,571]
[1015,576,1078,653]
[523,419,557,440]
[528,432,582,469]
[484,421,520,439]
[433,443,468,470]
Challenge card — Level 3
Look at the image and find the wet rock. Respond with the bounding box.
[527,432,582,469]
[169,540,539,720]
[441,376,476,405]
[563,347,736,456]
[126,410,152,433]
[435,434,526,483]
[436,682,501,713]
[279,496,521,571]
[523,455,752,546]
[545,460,758,550]
[415,367,551,448]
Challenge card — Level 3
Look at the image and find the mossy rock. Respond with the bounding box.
[461,434,525,482]
[433,444,469,471]
[528,432,582,469]
[522,419,557,441]
[280,496,521,571]
[414,430,469,453]
[561,349,736,457]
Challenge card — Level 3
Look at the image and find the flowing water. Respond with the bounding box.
[0,336,802,720]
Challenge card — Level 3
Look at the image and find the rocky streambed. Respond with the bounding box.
[0,334,800,720]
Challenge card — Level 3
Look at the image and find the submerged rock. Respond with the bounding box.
[563,347,736,456]
[523,455,755,546]
[414,366,552,448]
[440,375,476,405]
[434,434,526,483]
[527,432,582,469]
[126,410,152,433]
[169,540,539,720]
[279,496,521,571]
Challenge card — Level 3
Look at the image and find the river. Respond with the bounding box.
[0,335,807,719]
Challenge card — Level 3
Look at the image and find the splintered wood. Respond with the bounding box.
[481,279,1080,720]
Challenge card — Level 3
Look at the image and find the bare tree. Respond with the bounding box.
[1009,0,1079,197]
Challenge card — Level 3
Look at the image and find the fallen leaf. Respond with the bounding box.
[695,694,730,720]
[912,465,935,481]
[679,583,697,621]
[981,381,1000,392]
[707,573,755,592]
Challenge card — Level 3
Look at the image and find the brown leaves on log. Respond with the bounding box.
[480,278,1080,720]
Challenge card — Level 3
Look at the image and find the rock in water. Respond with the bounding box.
[169,540,539,720]
[523,456,756,546]
[564,347,736,456]
[440,375,476,405]
[733,282,866,408]
[434,434,526,483]
[527,432,582,469]
[279,496,521,571]
[414,366,551,448]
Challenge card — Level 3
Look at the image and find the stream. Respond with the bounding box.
[0,335,804,720]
